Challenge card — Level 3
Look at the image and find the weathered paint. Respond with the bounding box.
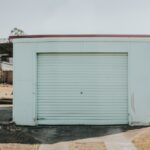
[12,36,150,126]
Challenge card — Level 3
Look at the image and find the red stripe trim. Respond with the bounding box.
[9,34,150,39]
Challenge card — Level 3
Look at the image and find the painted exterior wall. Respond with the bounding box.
[12,37,150,126]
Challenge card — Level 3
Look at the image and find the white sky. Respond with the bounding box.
[0,0,150,38]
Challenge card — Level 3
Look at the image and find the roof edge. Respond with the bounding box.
[9,34,150,39]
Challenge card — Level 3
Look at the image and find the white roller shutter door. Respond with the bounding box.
[37,53,128,125]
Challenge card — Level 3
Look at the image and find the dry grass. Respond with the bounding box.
[132,127,150,150]
[69,141,106,150]
[0,84,12,99]
[0,144,39,150]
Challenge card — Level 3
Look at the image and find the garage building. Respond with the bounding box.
[11,34,150,126]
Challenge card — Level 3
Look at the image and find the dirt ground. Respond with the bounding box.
[0,144,39,150]
[0,84,13,99]
[132,127,150,150]
[69,141,106,150]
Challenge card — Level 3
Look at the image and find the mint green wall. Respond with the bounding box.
[13,37,150,126]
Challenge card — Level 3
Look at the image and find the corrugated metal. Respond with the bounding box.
[37,53,128,125]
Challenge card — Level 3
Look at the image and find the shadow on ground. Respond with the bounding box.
[0,104,144,144]
[0,124,144,144]
[24,125,144,144]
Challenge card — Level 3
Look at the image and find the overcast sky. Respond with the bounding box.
[0,0,150,38]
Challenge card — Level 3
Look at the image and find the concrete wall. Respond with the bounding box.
[13,37,150,126]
